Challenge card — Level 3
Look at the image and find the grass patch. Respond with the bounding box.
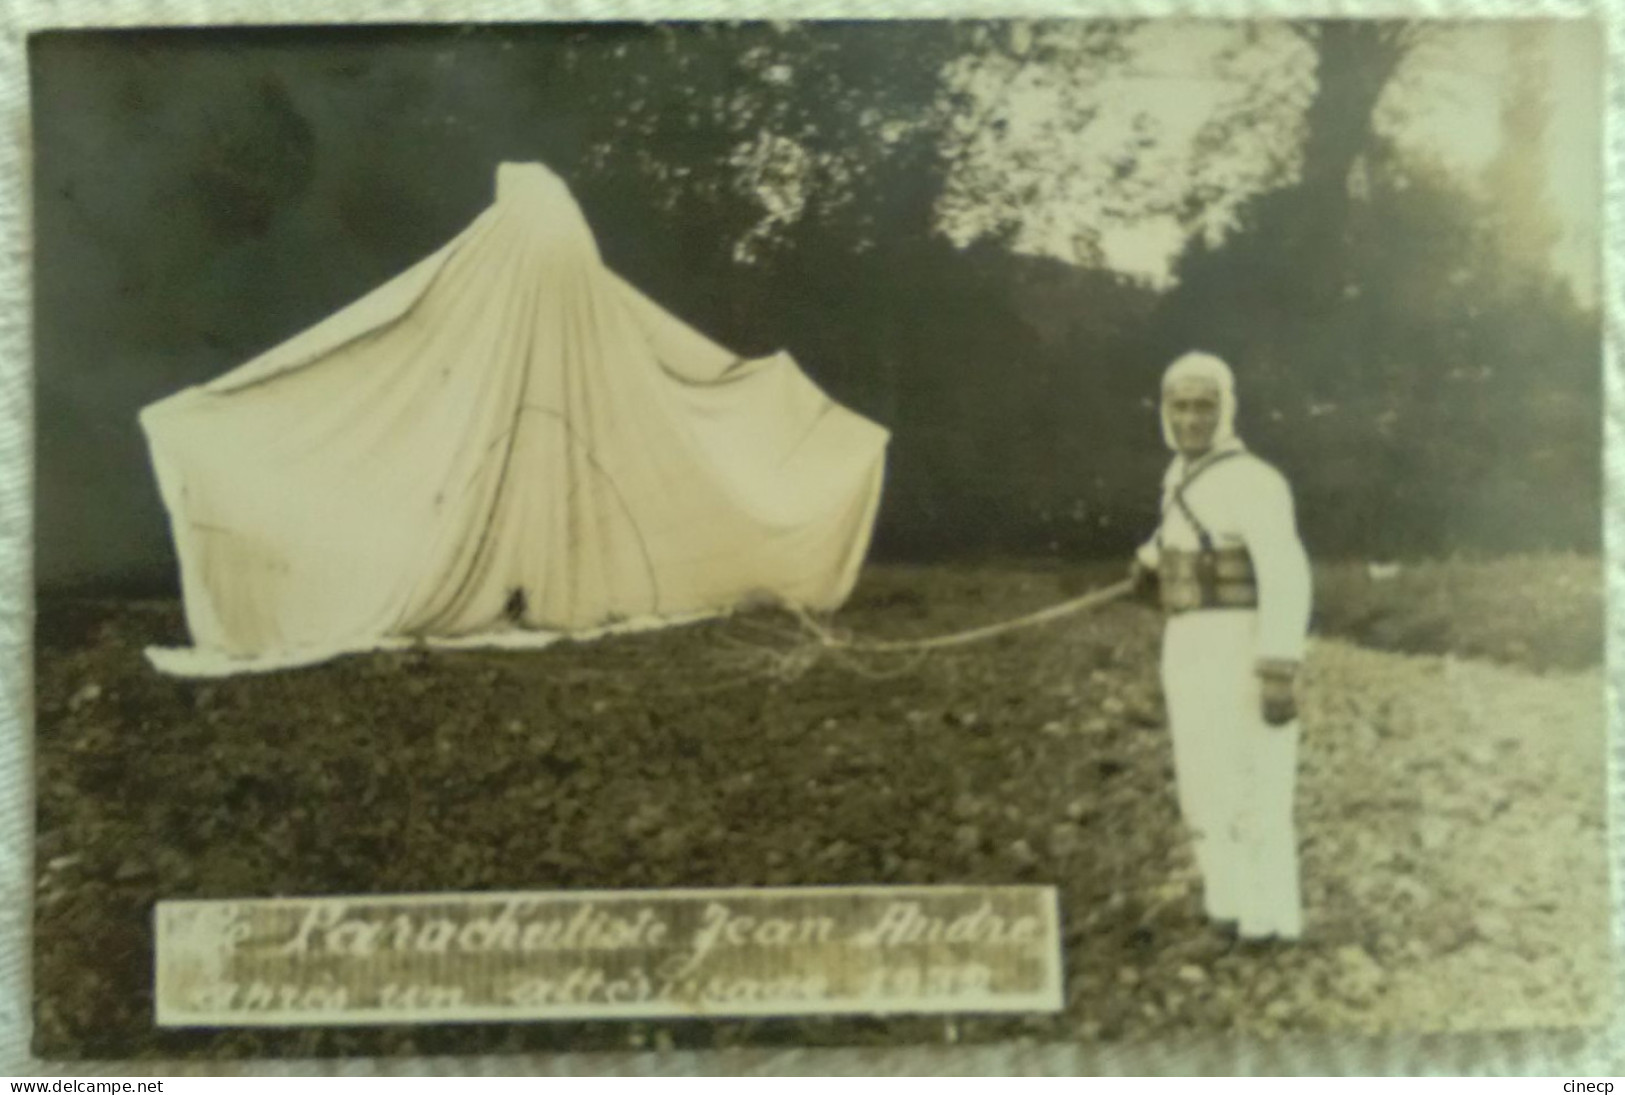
[1311,553,1602,672]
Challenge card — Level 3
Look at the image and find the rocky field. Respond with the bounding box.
[32,556,1612,1058]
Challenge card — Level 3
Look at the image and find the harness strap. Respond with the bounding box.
[1174,493,1215,554]
[1157,449,1246,553]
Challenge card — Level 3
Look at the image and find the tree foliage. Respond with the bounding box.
[1152,145,1599,557]
[31,22,1600,592]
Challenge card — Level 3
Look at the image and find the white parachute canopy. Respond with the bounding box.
[141,162,890,677]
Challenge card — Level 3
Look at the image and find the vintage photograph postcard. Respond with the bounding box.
[29,18,1610,1059]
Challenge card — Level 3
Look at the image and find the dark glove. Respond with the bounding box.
[1258,660,1300,726]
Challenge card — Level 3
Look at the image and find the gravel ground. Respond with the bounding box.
[32,559,1611,1058]
[1293,642,1612,1035]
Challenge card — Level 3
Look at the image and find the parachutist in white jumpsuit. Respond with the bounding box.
[1133,353,1313,941]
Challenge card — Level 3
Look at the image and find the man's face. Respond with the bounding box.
[1164,377,1222,458]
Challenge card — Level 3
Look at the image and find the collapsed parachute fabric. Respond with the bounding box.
[140,162,890,677]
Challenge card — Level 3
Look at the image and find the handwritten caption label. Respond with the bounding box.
[155,886,1061,1026]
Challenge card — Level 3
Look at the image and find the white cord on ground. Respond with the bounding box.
[795,578,1137,654]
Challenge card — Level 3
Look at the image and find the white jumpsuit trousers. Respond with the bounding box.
[1162,610,1303,939]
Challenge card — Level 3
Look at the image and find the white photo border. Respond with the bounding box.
[1,0,1620,1076]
